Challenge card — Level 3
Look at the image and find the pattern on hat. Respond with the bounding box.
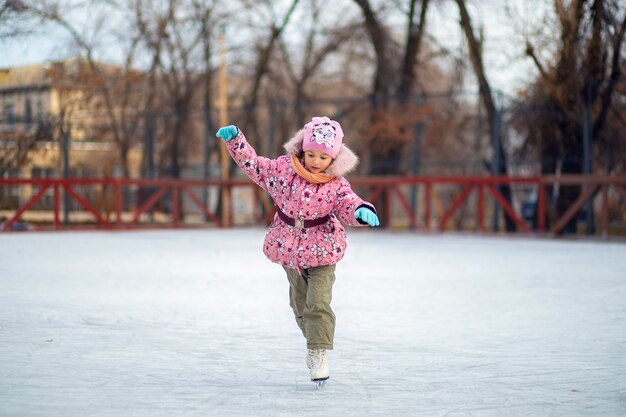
[311,123,336,149]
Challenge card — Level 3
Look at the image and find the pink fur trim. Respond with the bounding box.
[283,129,358,177]
[283,129,304,157]
[325,145,359,176]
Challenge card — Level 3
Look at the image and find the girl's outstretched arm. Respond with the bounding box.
[217,125,280,192]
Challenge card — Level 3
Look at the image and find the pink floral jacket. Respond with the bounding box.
[226,129,375,271]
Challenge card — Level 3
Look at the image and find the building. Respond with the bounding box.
[0,59,146,214]
[0,58,145,180]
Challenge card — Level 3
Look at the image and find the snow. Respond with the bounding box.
[1,229,625,416]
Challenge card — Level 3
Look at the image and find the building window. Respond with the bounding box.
[36,100,44,122]
[25,98,33,126]
[5,103,16,130]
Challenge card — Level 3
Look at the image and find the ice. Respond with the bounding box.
[1,229,625,416]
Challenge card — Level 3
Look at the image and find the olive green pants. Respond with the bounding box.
[284,265,336,350]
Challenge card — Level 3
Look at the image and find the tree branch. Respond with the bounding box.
[397,0,429,99]
[593,12,626,137]
[524,40,549,81]
[353,0,394,96]
[248,0,300,109]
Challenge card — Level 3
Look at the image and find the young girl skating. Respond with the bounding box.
[217,116,379,386]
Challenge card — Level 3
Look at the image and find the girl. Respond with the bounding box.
[217,116,378,385]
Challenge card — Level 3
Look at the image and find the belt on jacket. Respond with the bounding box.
[276,207,330,229]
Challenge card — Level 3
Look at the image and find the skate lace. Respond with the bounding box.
[311,349,326,369]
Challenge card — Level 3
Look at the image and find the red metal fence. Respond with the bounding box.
[1,175,625,236]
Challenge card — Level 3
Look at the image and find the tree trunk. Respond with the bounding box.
[454,0,515,231]
[397,0,429,101]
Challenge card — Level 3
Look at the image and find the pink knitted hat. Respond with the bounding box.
[302,116,344,159]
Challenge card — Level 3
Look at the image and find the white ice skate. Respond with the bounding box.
[308,349,329,388]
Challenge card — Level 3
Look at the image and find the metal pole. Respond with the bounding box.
[268,101,275,158]
[62,126,70,225]
[583,84,595,235]
[203,107,211,220]
[491,107,502,231]
[219,24,231,227]
[144,115,156,223]
[146,116,155,179]
[410,122,422,230]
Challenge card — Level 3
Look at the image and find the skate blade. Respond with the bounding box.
[312,377,328,389]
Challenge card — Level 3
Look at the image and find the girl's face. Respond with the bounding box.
[303,150,333,173]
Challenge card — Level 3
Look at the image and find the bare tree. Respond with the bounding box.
[522,0,626,233]
[398,0,430,102]
[14,1,148,178]
[0,0,35,39]
[454,0,516,231]
[351,0,431,175]
[133,0,221,181]
[0,1,58,174]
[134,0,168,178]
[235,0,300,143]
[190,0,218,205]
[277,5,360,128]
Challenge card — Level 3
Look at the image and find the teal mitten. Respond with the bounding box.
[216,125,238,141]
[354,207,379,227]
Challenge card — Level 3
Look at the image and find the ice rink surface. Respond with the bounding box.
[1,228,625,417]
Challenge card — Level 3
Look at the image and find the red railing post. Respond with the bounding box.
[53,182,60,229]
[172,185,180,228]
[424,181,431,231]
[229,183,234,227]
[384,187,391,227]
[477,183,484,232]
[601,184,609,238]
[537,178,546,233]
[114,179,122,227]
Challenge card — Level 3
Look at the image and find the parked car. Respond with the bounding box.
[521,194,537,230]
[0,221,32,231]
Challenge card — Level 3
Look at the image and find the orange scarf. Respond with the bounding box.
[290,155,335,184]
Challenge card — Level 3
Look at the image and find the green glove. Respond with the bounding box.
[216,125,238,141]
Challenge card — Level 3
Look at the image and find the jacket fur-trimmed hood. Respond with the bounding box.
[283,129,359,177]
